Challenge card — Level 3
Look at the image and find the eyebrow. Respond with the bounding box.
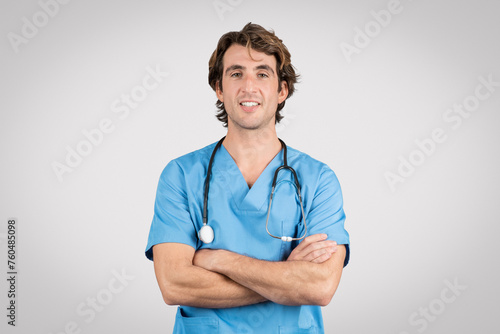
[256,64,275,75]
[224,64,276,76]
[225,65,244,76]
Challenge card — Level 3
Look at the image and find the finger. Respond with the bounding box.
[297,240,337,257]
[311,244,339,263]
[303,233,328,245]
[310,251,333,264]
[287,235,338,262]
[301,245,337,262]
[296,242,338,263]
[294,233,328,252]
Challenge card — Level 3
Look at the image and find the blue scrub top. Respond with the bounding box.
[146,141,350,334]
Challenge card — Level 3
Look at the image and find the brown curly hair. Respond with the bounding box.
[208,22,299,127]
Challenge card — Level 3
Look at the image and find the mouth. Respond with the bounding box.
[240,101,260,107]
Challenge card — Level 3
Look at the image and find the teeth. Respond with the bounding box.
[241,102,259,107]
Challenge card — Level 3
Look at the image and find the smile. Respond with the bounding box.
[240,102,260,107]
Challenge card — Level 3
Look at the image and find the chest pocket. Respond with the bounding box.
[270,178,305,261]
[269,179,302,220]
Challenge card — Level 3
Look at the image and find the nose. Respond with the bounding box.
[242,76,257,93]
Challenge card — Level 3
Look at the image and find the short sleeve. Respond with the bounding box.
[305,166,350,267]
[145,160,198,261]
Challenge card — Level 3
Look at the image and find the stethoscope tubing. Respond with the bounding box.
[201,136,308,243]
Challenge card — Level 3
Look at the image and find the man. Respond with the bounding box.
[145,22,350,333]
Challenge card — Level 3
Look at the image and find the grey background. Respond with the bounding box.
[1,0,499,333]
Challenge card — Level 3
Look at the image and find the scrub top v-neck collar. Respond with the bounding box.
[212,143,284,212]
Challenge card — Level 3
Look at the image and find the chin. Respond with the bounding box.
[228,114,275,131]
[234,122,261,131]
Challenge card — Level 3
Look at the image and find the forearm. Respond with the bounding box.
[196,246,346,306]
[158,262,266,308]
[153,243,266,308]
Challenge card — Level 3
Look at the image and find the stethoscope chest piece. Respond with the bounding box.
[199,224,214,244]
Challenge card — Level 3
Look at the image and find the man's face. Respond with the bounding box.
[216,44,288,131]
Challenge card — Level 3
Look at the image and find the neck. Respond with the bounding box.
[223,127,281,167]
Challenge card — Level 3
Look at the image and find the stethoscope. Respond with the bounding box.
[198,136,308,244]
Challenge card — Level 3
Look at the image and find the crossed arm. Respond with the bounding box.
[153,234,346,308]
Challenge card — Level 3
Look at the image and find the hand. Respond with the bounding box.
[287,234,338,264]
[193,248,220,271]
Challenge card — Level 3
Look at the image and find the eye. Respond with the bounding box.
[258,73,269,78]
[230,72,242,78]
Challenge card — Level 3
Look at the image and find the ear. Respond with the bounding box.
[278,81,288,104]
[216,81,223,103]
